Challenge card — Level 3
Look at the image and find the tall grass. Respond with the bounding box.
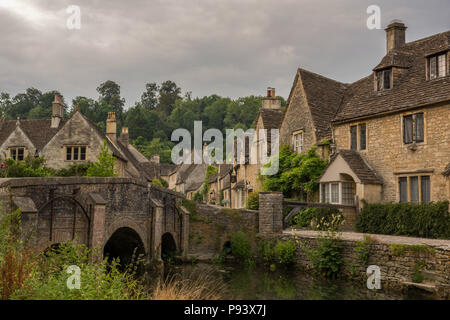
[151,267,227,300]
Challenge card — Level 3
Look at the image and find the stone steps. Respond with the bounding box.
[420,270,441,282]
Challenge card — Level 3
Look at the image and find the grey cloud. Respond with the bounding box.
[0,0,449,107]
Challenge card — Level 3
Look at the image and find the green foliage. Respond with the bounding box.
[54,163,92,177]
[86,140,117,177]
[246,192,259,210]
[11,241,147,300]
[151,178,169,188]
[192,192,203,203]
[151,179,163,187]
[261,145,327,198]
[230,231,252,265]
[292,207,343,231]
[354,235,372,266]
[412,260,426,283]
[274,240,296,265]
[202,165,218,201]
[390,244,435,256]
[356,201,450,239]
[0,156,53,178]
[0,209,146,300]
[258,239,276,265]
[304,236,343,279]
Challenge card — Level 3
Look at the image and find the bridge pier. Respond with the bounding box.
[89,193,107,260]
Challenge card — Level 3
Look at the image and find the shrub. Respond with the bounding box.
[293,208,315,228]
[354,235,372,266]
[192,192,203,203]
[305,236,343,279]
[230,231,252,265]
[151,179,163,187]
[86,140,117,177]
[274,240,296,265]
[257,238,276,265]
[356,201,450,239]
[0,156,53,178]
[292,207,343,231]
[246,192,259,210]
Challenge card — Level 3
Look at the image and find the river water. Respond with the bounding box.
[167,262,436,300]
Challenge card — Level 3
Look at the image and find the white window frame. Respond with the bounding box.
[292,130,304,153]
[65,146,87,161]
[9,147,25,161]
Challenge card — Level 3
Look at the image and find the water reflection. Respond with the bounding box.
[168,262,435,300]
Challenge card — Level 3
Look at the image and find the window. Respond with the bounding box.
[403,113,424,144]
[350,126,357,150]
[350,124,367,150]
[398,176,431,203]
[9,147,25,161]
[359,124,366,150]
[399,177,408,202]
[410,176,419,203]
[421,176,430,204]
[428,52,447,79]
[331,183,339,203]
[293,131,303,153]
[322,183,329,203]
[66,146,87,161]
[342,182,356,205]
[376,69,392,91]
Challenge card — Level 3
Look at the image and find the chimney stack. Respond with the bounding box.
[385,20,407,53]
[106,112,117,142]
[120,127,129,146]
[51,93,64,128]
[262,87,281,109]
[151,154,160,164]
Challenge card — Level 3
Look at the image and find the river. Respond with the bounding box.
[166,262,436,300]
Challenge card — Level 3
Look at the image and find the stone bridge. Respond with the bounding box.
[0,177,188,266]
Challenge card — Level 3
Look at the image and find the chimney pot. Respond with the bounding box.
[385,20,407,53]
[262,87,281,109]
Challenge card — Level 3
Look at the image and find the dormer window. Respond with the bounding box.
[376,68,392,91]
[427,52,447,79]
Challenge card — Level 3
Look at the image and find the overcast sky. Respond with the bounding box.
[0,0,449,108]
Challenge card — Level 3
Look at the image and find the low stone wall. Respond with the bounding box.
[276,230,450,299]
[187,203,258,259]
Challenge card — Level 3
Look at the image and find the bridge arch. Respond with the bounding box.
[103,218,148,269]
[161,232,177,260]
[103,227,146,270]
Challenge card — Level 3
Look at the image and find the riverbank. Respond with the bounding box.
[278,229,450,299]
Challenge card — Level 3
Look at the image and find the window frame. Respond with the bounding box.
[376,68,392,91]
[9,147,25,161]
[292,130,304,154]
[398,175,431,203]
[427,51,447,80]
[65,146,87,161]
[349,122,368,151]
[402,112,425,145]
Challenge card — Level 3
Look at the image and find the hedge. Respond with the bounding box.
[356,201,450,239]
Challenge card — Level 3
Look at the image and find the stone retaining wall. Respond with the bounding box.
[187,203,258,259]
[275,231,450,299]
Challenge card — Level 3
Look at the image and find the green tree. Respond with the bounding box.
[141,82,159,110]
[157,80,181,118]
[86,140,117,177]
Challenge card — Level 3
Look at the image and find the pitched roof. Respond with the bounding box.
[333,149,383,184]
[334,31,450,123]
[283,69,347,142]
[0,119,67,151]
[259,108,283,130]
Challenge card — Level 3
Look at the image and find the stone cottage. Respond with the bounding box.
[313,21,450,205]
[0,94,163,182]
[230,88,283,208]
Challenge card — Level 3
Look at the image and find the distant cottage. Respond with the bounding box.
[0,93,171,182]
